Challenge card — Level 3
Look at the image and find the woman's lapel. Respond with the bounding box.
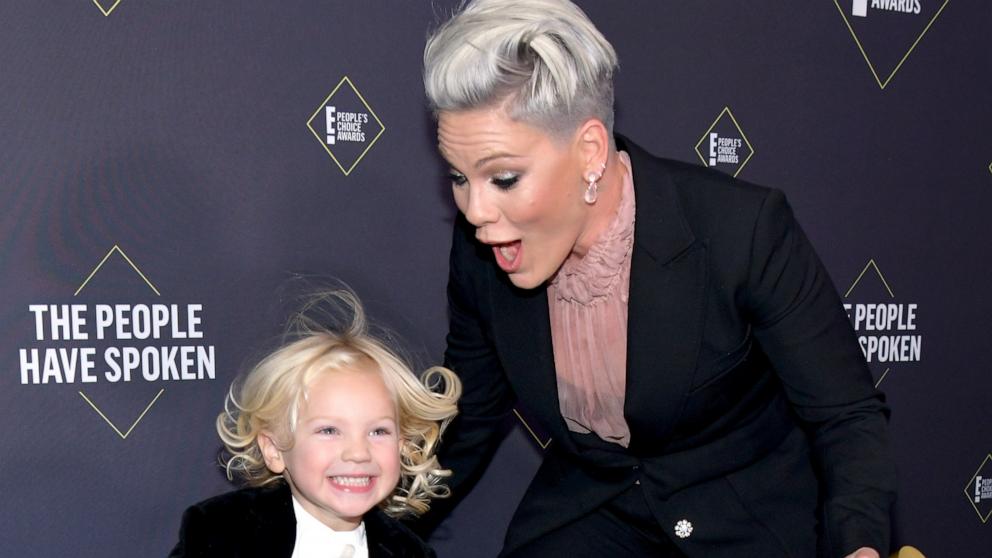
[620,136,707,454]
[243,482,298,556]
[487,276,570,447]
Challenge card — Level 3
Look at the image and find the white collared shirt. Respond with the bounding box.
[290,496,369,558]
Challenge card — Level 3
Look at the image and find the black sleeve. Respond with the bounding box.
[168,505,209,558]
[745,189,896,557]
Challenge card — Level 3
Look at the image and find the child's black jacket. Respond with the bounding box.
[169,481,436,558]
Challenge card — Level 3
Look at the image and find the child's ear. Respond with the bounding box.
[258,431,286,474]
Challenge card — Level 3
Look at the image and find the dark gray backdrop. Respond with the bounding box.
[1,1,989,556]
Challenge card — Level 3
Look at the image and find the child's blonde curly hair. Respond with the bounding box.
[216,289,461,518]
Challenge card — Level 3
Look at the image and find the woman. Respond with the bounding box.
[421,1,895,556]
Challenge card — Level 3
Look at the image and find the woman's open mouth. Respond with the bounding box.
[492,240,523,273]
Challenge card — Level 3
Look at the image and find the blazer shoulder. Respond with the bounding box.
[188,482,290,516]
[171,483,295,557]
[620,132,771,199]
[366,509,436,558]
[618,133,782,237]
[180,482,294,541]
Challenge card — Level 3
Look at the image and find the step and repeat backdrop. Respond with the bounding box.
[1,1,989,556]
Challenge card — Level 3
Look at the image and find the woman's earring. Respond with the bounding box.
[583,162,607,205]
[584,172,599,204]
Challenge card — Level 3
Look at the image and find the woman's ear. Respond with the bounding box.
[258,431,286,474]
[574,118,610,174]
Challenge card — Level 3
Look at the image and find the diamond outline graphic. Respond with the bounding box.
[987,161,991,176]
[833,0,949,90]
[694,106,755,178]
[513,408,552,450]
[844,258,897,388]
[79,389,165,439]
[964,453,992,523]
[844,258,895,300]
[75,244,165,440]
[75,244,160,296]
[306,76,386,176]
[92,0,122,17]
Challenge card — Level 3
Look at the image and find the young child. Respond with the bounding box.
[169,291,461,558]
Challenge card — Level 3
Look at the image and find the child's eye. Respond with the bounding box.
[447,171,467,187]
[317,426,339,435]
[370,427,392,437]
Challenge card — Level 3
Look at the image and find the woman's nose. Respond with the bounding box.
[463,185,498,227]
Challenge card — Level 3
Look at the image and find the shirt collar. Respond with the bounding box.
[291,495,368,558]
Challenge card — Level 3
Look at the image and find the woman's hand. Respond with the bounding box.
[844,548,880,558]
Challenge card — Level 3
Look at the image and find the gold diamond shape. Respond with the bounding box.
[75,244,160,296]
[844,258,898,388]
[513,409,551,450]
[306,76,386,176]
[694,106,755,178]
[79,389,165,439]
[844,258,895,300]
[833,0,949,90]
[76,245,164,439]
[964,453,992,523]
[92,0,122,17]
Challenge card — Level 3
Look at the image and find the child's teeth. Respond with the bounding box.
[332,476,371,486]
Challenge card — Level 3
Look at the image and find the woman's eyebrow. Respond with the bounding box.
[473,153,524,169]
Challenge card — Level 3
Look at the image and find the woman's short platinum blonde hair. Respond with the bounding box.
[216,290,461,518]
[424,0,618,141]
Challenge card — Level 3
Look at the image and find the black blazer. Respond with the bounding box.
[436,135,895,557]
[169,482,435,558]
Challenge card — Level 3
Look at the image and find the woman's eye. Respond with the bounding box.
[491,173,520,190]
[447,172,467,187]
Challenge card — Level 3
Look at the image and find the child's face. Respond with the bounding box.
[262,365,402,531]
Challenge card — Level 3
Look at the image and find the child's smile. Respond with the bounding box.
[329,475,374,491]
[264,363,402,531]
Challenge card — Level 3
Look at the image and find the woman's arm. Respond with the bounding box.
[745,189,896,557]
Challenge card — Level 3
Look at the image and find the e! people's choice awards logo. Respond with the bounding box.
[965,454,992,523]
[307,76,385,176]
[694,107,754,178]
[17,246,215,439]
[842,259,922,387]
[836,0,948,89]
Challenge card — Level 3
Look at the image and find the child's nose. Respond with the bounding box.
[342,436,372,462]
